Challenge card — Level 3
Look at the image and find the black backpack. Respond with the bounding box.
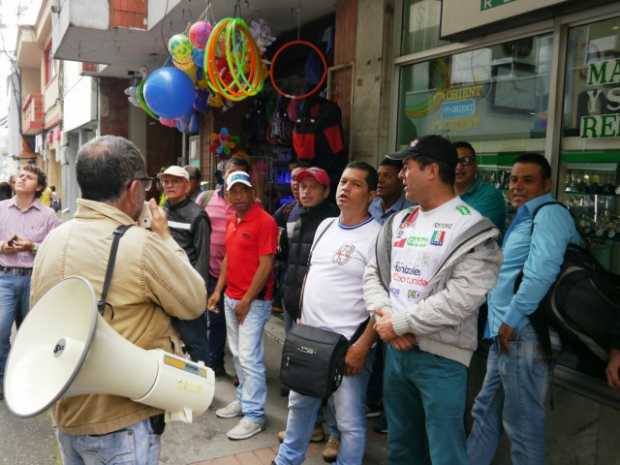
[517,202,620,361]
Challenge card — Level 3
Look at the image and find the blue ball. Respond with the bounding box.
[143,67,195,119]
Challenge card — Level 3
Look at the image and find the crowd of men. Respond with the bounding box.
[1,133,620,465]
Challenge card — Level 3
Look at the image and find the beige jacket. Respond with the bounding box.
[30,199,207,435]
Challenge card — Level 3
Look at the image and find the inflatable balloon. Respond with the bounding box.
[193,90,209,112]
[189,21,212,49]
[144,67,195,119]
[168,34,193,64]
[159,117,177,128]
[192,48,205,68]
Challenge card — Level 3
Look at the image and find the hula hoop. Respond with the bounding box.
[270,40,328,100]
[205,17,265,101]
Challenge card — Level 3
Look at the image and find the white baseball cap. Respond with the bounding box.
[158,165,189,181]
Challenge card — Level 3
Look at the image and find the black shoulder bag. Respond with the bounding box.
[280,219,353,399]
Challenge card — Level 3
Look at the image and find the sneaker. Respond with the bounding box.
[366,404,382,418]
[215,400,242,419]
[311,425,325,443]
[277,425,324,443]
[322,435,340,463]
[226,417,264,440]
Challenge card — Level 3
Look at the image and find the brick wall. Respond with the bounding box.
[110,0,147,29]
[99,77,130,138]
[146,119,182,176]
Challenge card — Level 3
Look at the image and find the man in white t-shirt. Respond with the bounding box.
[363,135,502,465]
[273,161,381,465]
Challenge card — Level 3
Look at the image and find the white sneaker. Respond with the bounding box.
[215,400,242,419]
[226,417,264,440]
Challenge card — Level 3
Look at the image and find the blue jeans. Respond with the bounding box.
[275,347,375,465]
[206,275,226,369]
[0,272,31,383]
[384,346,468,465]
[57,418,161,465]
[224,296,271,423]
[467,323,549,465]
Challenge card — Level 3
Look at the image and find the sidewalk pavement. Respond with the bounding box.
[161,315,389,465]
[0,315,388,465]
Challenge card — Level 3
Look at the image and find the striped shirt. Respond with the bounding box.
[0,197,59,268]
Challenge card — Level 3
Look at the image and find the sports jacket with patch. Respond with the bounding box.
[363,209,502,366]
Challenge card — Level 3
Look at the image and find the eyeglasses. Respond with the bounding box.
[457,155,476,167]
[133,177,153,191]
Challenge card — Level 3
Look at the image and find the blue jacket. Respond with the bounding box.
[486,193,580,337]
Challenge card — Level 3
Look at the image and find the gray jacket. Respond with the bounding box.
[363,208,503,366]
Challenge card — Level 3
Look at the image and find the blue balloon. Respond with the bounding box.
[143,67,195,119]
[192,48,205,68]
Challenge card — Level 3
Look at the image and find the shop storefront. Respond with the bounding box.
[389,1,620,462]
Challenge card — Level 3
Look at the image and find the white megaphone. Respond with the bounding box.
[4,276,215,422]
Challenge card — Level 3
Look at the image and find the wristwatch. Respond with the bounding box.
[31,243,38,254]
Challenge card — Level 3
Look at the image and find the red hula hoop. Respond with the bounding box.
[270,40,328,101]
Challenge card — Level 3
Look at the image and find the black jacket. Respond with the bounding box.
[165,197,211,282]
[281,200,339,320]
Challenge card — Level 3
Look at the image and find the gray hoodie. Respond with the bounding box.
[363,209,502,366]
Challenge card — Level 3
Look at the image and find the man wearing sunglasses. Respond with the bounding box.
[453,142,506,233]
[30,136,206,465]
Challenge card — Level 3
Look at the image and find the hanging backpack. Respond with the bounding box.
[292,97,345,162]
[516,201,620,361]
[270,96,294,146]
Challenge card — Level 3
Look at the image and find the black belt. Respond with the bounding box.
[0,265,32,276]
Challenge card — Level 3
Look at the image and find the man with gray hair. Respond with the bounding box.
[30,135,207,465]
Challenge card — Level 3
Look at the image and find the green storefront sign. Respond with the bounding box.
[581,58,620,138]
[481,0,516,11]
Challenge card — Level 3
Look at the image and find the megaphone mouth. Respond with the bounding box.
[4,276,99,418]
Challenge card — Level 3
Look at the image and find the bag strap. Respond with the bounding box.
[298,218,337,318]
[306,218,337,266]
[97,224,133,316]
[530,201,566,234]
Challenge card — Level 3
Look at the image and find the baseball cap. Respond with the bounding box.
[158,165,189,181]
[226,171,253,190]
[296,167,330,188]
[385,135,457,172]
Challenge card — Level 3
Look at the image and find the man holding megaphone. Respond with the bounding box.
[28,136,207,465]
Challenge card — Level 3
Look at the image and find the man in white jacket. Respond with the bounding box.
[363,135,502,465]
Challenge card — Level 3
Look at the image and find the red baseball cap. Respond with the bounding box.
[296,167,331,188]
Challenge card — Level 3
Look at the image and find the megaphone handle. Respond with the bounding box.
[98,225,133,317]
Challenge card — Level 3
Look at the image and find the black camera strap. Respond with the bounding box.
[97,224,133,317]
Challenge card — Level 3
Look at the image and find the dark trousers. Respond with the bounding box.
[172,314,209,364]
[206,274,226,369]
[366,340,384,407]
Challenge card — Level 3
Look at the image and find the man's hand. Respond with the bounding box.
[1,241,18,255]
[234,298,251,324]
[390,334,417,351]
[606,349,620,390]
[344,343,368,376]
[12,238,34,252]
[374,308,398,342]
[148,199,170,240]
[498,323,514,353]
[207,290,221,313]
